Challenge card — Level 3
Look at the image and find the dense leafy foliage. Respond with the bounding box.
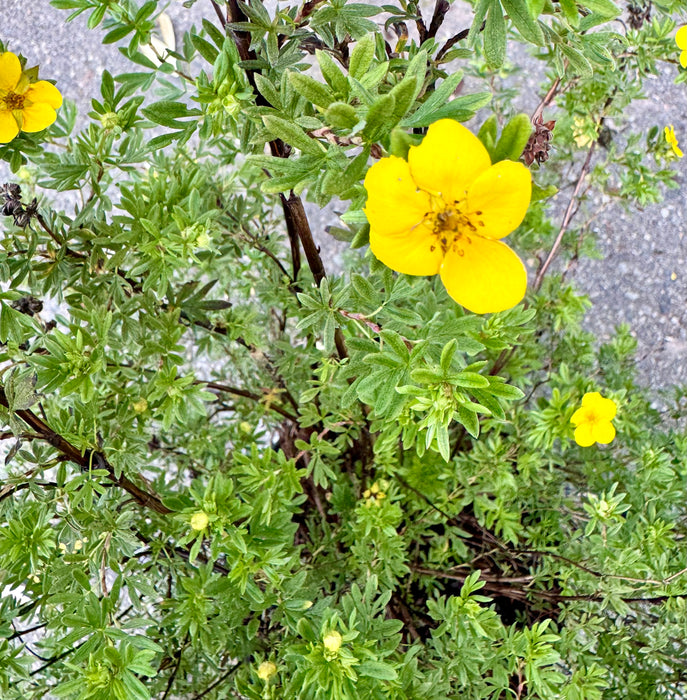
[2,0,687,697]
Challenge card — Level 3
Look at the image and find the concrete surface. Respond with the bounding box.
[1,0,686,389]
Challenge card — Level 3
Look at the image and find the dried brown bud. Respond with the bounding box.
[627,1,651,30]
[522,116,556,166]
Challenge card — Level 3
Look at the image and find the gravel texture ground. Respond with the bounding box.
[2,0,686,390]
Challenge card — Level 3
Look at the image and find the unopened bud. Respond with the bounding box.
[190,511,209,531]
[257,660,277,681]
[323,630,342,655]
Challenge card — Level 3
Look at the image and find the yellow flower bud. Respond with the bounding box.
[190,511,209,531]
[74,539,83,551]
[257,660,277,681]
[132,398,148,414]
[323,630,342,655]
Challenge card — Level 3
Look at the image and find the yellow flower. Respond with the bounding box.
[190,511,209,531]
[257,661,277,682]
[0,52,62,143]
[570,392,617,447]
[664,125,683,158]
[676,26,687,69]
[363,119,531,314]
[323,630,342,655]
[363,481,387,506]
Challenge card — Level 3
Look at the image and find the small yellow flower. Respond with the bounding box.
[58,542,67,553]
[676,26,687,69]
[0,52,62,143]
[363,481,387,506]
[257,661,277,682]
[73,539,83,551]
[664,125,683,158]
[132,397,148,414]
[323,630,342,655]
[363,119,531,314]
[570,392,617,447]
[190,511,209,531]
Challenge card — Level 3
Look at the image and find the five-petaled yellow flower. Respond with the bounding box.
[570,392,617,447]
[676,26,687,69]
[664,125,683,158]
[0,51,62,143]
[363,119,531,314]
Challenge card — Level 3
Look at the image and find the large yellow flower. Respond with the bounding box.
[570,392,617,447]
[677,26,687,69]
[0,52,62,143]
[363,119,531,314]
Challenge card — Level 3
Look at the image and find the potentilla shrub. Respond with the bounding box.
[1,0,687,698]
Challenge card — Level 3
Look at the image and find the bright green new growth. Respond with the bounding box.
[1,0,687,698]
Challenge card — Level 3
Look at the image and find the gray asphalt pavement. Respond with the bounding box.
[1,0,687,389]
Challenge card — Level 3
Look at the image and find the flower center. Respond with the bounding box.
[425,196,484,256]
[3,92,26,111]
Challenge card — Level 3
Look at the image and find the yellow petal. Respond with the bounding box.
[574,423,596,447]
[364,156,431,237]
[25,81,63,109]
[570,406,590,427]
[581,392,617,420]
[0,110,19,143]
[0,52,21,92]
[408,119,491,202]
[439,236,526,314]
[681,50,687,70]
[20,102,57,132]
[592,421,615,445]
[466,161,532,240]
[370,220,443,276]
[677,26,687,51]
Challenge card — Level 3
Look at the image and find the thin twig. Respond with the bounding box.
[534,143,596,289]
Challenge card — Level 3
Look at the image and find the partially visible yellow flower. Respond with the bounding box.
[132,397,148,414]
[323,630,342,655]
[676,26,687,69]
[664,125,683,158]
[363,481,387,506]
[572,116,595,149]
[570,392,617,447]
[190,511,209,531]
[363,119,531,314]
[257,661,277,682]
[0,52,62,143]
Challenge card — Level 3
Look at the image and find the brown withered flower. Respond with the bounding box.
[522,115,556,166]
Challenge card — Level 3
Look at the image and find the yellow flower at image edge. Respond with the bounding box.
[676,26,687,69]
[665,125,683,158]
[0,52,62,143]
[363,119,531,314]
[570,392,617,447]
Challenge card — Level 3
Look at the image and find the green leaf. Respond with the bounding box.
[362,93,395,141]
[316,49,349,96]
[493,113,533,162]
[142,101,201,129]
[500,0,545,44]
[349,32,376,79]
[325,102,358,129]
[401,70,463,127]
[560,44,593,78]
[484,0,507,68]
[289,71,335,108]
[262,115,326,156]
[582,0,620,17]
[358,661,398,680]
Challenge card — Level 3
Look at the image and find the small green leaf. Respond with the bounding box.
[349,33,376,79]
[262,115,326,156]
[493,113,533,162]
[484,0,507,69]
[289,71,335,108]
